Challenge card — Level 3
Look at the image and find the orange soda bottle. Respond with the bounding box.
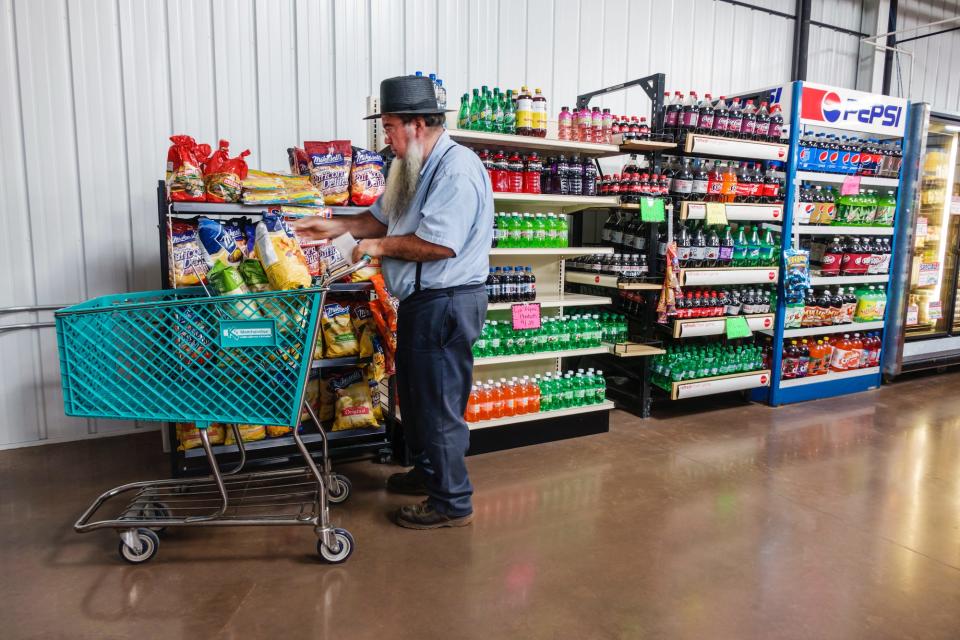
[500,378,516,417]
[513,376,528,414]
[491,382,505,418]
[465,385,481,422]
[721,162,738,203]
[528,375,541,412]
[478,384,493,421]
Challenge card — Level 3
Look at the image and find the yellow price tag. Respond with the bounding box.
[705,202,728,226]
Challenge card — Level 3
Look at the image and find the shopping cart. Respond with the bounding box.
[61,258,371,564]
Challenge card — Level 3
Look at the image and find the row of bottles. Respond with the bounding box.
[473,315,606,358]
[669,286,775,319]
[477,150,599,196]
[485,266,536,303]
[807,236,892,277]
[566,253,650,278]
[458,86,547,136]
[777,332,882,379]
[652,343,765,386]
[798,184,896,226]
[663,92,784,142]
[492,211,569,248]
[783,286,886,329]
[674,222,780,268]
[464,369,608,422]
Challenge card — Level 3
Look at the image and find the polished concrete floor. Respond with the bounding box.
[2,371,960,639]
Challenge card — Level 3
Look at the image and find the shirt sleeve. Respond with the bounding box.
[368,195,387,225]
[414,171,482,256]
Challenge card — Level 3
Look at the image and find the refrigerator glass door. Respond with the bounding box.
[906,125,959,337]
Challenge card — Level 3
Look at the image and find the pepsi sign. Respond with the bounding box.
[799,83,907,136]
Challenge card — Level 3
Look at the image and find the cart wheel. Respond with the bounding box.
[118,528,160,564]
[140,502,171,534]
[318,528,354,564]
[327,474,352,504]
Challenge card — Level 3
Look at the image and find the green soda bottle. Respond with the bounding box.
[595,369,606,403]
[502,89,516,134]
[761,228,776,266]
[875,189,896,226]
[514,324,528,355]
[539,374,552,411]
[533,213,547,247]
[573,372,587,406]
[480,86,493,132]
[491,88,504,133]
[503,322,516,355]
[495,212,510,248]
[474,321,489,357]
[468,88,482,130]
[732,224,748,266]
[458,93,471,129]
[570,315,583,348]
[558,316,572,351]
[545,213,559,247]
[555,214,569,247]
[747,226,762,267]
[520,213,535,247]
[487,320,502,356]
[562,373,575,408]
[508,211,523,247]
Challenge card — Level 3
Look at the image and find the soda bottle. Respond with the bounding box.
[755,102,771,140]
[573,372,587,406]
[638,117,651,140]
[486,320,501,356]
[502,89,516,134]
[690,159,709,201]
[761,227,777,266]
[676,222,692,267]
[875,190,896,226]
[554,154,570,195]
[721,163,738,203]
[519,212,534,246]
[555,214,569,248]
[558,106,573,140]
[732,224,748,266]
[768,104,784,140]
[704,226,721,268]
[726,98,743,137]
[458,93,471,129]
[545,212,559,247]
[468,88,482,130]
[820,237,844,277]
[505,152,523,193]
[491,88,504,133]
[562,373,575,407]
[739,99,757,138]
[485,268,499,303]
[848,334,863,369]
[691,223,707,268]
[516,86,533,136]
[829,334,851,371]
[696,93,715,132]
[664,91,683,136]
[797,340,810,378]
[531,88,547,138]
[680,91,699,139]
[466,385,481,422]
[712,96,729,136]
[523,153,542,194]
[583,158,598,196]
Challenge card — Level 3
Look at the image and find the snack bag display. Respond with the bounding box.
[350,147,385,206]
[321,302,359,357]
[352,304,375,357]
[291,208,333,278]
[204,140,250,203]
[197,217,244,268]
[169,219,207,286]
[223,423,267,445]
[288,147,310,176]
[330,369,378,431]
[305,141,352,205]
[166,135,206,201]
[238,225,271,292]
[254,210,311,290]
[176,423,225,451]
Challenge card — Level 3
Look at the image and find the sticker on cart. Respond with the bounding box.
[512,303,542,331]
[219,319,279,348]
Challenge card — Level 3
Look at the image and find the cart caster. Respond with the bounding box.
[327,474,352,504]
[140,502,171,534]
[118,528,160,564]
[317,528,354,564]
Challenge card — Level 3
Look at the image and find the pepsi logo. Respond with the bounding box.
[821,91,843,122]
[829,152,839,163]
[800,85,905,133]
[850,153,861,164]
[802,204,815,214]
[817,151,829,162]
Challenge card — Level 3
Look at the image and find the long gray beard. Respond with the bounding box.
[381,136,424,223]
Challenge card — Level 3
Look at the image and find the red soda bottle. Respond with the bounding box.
[506,152,524,193]
[523,153,542,194]
[638,117,650,140]
[820,237,844,277]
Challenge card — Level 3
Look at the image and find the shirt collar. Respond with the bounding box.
[418,130,454,177]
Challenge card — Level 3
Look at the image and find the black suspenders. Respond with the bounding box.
[414,145,456,293]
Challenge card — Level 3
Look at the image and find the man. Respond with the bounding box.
[295,75,492,529]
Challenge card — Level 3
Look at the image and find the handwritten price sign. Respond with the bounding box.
[512,303,542,331]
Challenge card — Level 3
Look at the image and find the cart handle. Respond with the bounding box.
[321,255,372,287]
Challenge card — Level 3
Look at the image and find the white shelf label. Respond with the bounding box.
[682,268,779,286]
[675,371,770,399]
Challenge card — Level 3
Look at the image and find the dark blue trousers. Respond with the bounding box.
[395,284,487,516]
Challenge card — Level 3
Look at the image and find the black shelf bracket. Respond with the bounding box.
[576,73,667,134]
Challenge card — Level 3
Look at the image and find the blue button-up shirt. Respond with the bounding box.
[368,131,493,301]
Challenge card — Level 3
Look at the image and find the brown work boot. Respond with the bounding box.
[395,501,474,530]
[386,469,428,496]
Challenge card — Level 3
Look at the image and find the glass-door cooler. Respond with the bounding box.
[884,107,960,376]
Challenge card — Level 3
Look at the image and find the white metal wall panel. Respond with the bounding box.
[891,0,960,112]
[12,0,927,448]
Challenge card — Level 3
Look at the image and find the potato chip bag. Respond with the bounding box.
[224,423,267,445]
[350,147,385,206]
[330,369,378,431]
[292,208,333,278]
[319,372,335,421]
[169,219,207,286]
[266,425,293,438]
[166,135,205,201]
[176,423,225,451]
[305,140,352,205]
[366,368,384,422]
[301,372,322,424]
[254,210,311,290]
[352,304,375,357]
[198,217,244,268]
[350,256,381,282]
[321,302,359,357]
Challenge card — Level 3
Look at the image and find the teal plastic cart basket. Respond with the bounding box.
[55,286,324,428]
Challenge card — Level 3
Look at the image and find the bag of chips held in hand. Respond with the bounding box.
[166,135,206,201]
[321,302,359,357]
[350,147,385,206]
[305,141,352,206]
[254,210,311,290]
[330,369,378,431]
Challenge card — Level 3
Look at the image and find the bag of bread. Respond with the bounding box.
[330,369,377,431]
[254,210,311,290]
[350,147,385,206]
[166,135,205,201]
[305,140,352,205]
[321,302,359,357]
[204,140,250,203]
[224,423,267,445]
[169,219,207,286]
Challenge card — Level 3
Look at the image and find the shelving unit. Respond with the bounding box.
[755,81,909,406]
[448,128,622,157]
[466,401,616,431]
[490,247,612,257]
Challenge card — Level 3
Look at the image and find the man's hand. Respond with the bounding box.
[353,238,382,263]
[292,216,337,240]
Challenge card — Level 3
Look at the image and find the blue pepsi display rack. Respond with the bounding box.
[750,81,912,406]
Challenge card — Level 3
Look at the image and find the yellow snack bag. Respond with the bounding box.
[330,369,378,431]
[300,373,321,423]
[321,303,359,357]
[253,210,311,290]
[367,370,383,422]
[266,425,293,438]
[352,304,374,357]
[319,372,335,421]
[176,423,225,451]
[224,424,267,445]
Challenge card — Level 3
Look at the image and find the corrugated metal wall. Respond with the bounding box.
[808,0,866,89]
[889,0,960,112]
[0,0,872,448]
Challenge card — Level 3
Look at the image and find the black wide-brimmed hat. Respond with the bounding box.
[364,75,453,120]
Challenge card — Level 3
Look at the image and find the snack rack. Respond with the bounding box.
[156,182,392,475]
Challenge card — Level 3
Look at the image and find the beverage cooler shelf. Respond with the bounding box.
[492,192,619,213]
[466,401,616,431]
[794,225,895,236]
[763,320,885,339]
[448,128,623,158]
[564,271,662,290]
[681,201,784,221]
[779,367,880,389]
[682,133,789,161]
[609,343,666,357]
[795,171,900,188]
[680,267,779,286]
[474,345,611,366]
[669,314,774,338]
[491,247,612,257]
[486,293,612,311]
[663,370,771,400]
[809,274,889,286]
